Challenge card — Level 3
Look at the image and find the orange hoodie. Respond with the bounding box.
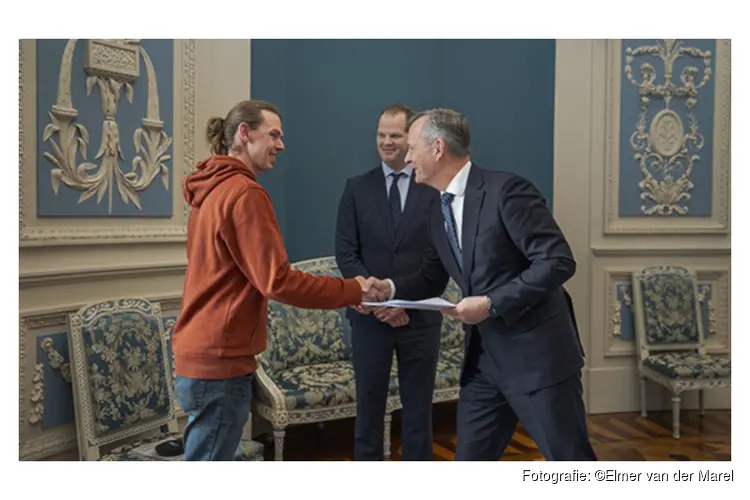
[172,155,363,380]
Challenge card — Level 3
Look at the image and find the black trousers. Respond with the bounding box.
[351,320,441,460]
[455,332,597,461]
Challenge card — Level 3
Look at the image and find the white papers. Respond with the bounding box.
[361,297,456,311]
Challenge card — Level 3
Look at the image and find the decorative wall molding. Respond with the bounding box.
[19,39,196,246]
[625,41,711,216]
[603,266,730,358]
[590,245,730,257]
[28,364,44,425]
[41,337,72,382]
[19,262,187,288]
[19,294,183,460]
[21,424,78,461]
[42,39,172,214]
[603,39,730,234]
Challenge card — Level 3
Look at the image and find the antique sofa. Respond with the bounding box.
[252,256,464,460]
[66,297,264,461]
[631,265,731,439]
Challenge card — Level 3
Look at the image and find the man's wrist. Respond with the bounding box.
[486,295,497,318]
[386,279,396,300]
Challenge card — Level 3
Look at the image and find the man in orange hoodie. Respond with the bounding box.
[172,100,384,460]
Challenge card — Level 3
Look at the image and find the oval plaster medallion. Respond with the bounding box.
[650,109,684,157]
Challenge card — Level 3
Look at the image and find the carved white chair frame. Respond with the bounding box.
[252,363,399,461]
[67,299,179,461]
[631,266,731,439]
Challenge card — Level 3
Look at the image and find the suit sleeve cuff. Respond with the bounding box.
[488,290,522,327]
[386,279,396,300]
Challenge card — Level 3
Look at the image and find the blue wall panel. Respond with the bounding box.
[251,39,556,262]
[38,332,74,430]
[38,315,179,430]
[36,39,174,218]
[618,39,716,218]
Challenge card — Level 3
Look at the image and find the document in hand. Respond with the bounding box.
[361,297,456,311]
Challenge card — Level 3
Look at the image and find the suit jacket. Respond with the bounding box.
[392,163,585,394]
[335,166,448,330]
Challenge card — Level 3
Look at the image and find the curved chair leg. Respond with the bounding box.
[699,390,705,416]
[273,427,287,461]
[639,377,648,418]
[671,394,681,439]
[383,413,392,460]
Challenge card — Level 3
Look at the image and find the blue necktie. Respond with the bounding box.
[441,192,462,269]
[389,172,405,228]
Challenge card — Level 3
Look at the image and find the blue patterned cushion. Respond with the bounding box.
[100,433,264,461]
[259,360,399,410]
[272,361,355,410]
[263,258,352,377]
[434,347,463,390]
[264,303,351,377]
[636,265,700,344]
[643,351,731,379]
[75,299,173,437]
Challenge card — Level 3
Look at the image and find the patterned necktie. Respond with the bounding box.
[441,192,462,269]
[389,172,405,228]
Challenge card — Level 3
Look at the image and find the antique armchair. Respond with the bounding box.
[253,257,399,461]
[67,298,264,460]
[429,276,464,405]
[631,265,731,439]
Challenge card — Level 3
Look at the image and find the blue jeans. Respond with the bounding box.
[174,374,253,461]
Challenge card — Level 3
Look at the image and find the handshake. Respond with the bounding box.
[354,276,392,302]
[352,276,409,328]
[353,276,492,327]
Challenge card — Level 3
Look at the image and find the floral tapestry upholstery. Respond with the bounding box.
[261,258,352,378]
[643,351,731,380]
[440,278,465,350]
[68,299,176,447]
[434,347,463,390]
[100,433,264,461]
[632,265,730,439]
[256,360,400,411]
[635,265,701,345]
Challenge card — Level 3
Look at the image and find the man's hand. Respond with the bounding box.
[374,307,409,328]
[445,296,491,325]
[353,304,376,315]
[354,277,391,303]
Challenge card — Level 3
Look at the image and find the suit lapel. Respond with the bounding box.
[394,175,424,246]
[461,165,485,294]
[370,168,395,242]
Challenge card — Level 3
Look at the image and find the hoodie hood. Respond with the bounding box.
[184,155,256,207]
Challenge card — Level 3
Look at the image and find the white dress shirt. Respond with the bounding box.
[386,160,473,300]
[441,160,472,249]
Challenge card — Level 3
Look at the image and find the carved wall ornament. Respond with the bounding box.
[698,285,717,338]
[41,337,71,383]
[612,285,632,337]
[624,39,712,216]
[42,39,172,214]
[29,364,44,425]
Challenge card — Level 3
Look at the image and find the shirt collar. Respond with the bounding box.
[442,160,472,197]
[382,161,413,179]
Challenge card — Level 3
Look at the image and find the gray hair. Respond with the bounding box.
[407,108,471,157]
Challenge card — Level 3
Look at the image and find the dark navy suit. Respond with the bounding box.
[392,162,597,461]
[335,164,448,460]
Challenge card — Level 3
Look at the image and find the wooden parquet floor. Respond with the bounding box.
[259,403,731,461]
